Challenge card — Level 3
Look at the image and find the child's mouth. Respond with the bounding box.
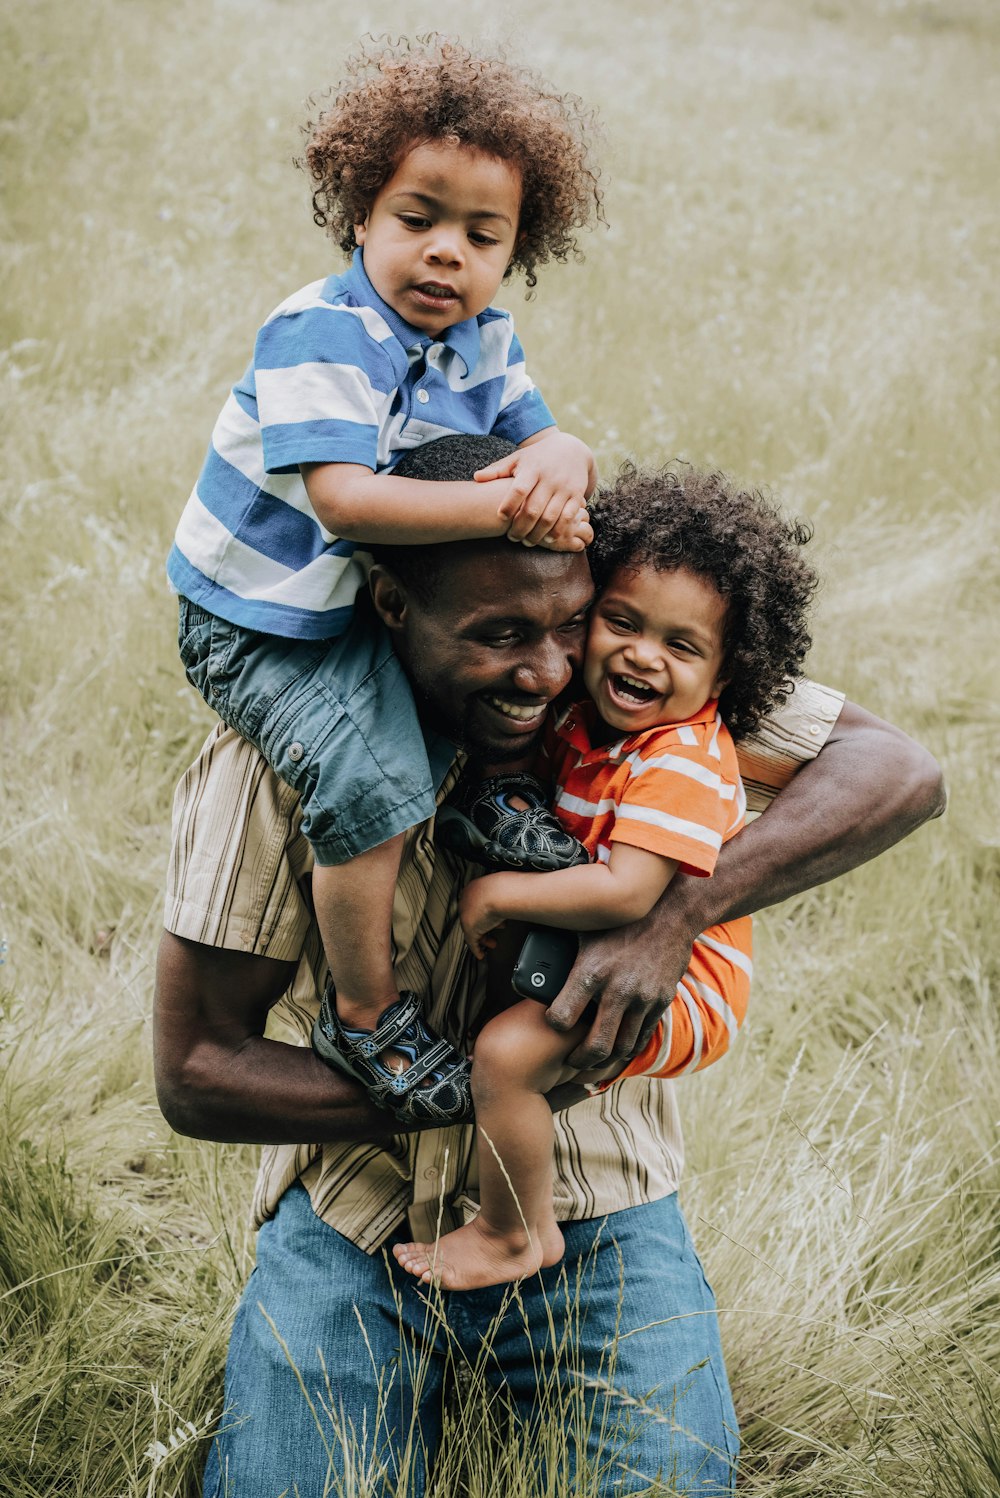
[610,673,657,706]
[414,283,457,302]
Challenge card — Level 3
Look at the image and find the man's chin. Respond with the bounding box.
[458,721,545,767]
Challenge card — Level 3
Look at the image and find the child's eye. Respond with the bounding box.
[469,231,500,247]
[399,214,431,230]
[605,615,635,633]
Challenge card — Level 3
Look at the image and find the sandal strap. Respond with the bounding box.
[312,985,472,1124]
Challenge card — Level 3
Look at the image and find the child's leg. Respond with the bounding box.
[178,599,469,1105]
[312,838,404,1031]
[393,999,618,1290]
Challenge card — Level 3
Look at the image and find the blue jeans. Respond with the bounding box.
[177,598,441,864]
[203,1184,738,1496]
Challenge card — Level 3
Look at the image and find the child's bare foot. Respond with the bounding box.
[392,1217,565,1290]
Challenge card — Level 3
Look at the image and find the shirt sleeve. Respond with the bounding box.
[489,325,556,446]
[164,725,313,960]
[608,732,739,875]
[253,303,398,475]
[737,677,845,813]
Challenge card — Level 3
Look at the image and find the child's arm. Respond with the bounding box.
[460,844,678,960]
[301,427,594,552]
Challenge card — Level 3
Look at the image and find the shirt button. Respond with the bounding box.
[416,388,430,404]
[808,723,820,735]
[287,741,304,762]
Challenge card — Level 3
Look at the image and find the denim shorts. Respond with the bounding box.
[177,598,437,865]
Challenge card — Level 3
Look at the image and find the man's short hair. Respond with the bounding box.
[369,435,518,603]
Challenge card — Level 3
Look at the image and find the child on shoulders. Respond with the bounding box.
[167,37,603,1124]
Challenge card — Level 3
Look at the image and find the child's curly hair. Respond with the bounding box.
[297,35,604,290]
[589,464,818,740]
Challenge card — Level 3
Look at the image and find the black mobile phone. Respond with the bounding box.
[512,927,579,1003]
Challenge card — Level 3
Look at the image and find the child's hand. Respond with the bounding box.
[459,877,506,960]
[477,432,596,552]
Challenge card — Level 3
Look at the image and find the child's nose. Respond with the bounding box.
[626,639,663,671]
[424,227,464,266]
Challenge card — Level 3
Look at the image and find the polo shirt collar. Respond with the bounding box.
[341,249,481,376]
[556,697,721,762]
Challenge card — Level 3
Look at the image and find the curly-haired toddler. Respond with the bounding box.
[167,37,603,1116]
[393,463,819,1289]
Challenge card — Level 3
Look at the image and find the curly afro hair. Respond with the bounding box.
[589,464,818,740]
[297,35,604,290]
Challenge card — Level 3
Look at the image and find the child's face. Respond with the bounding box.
[355,139,521,335]
[583,564,729,736]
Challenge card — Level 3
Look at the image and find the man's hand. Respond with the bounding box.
[546,699,945,1069]
[547,901,698,1068]
[477,430,596,551]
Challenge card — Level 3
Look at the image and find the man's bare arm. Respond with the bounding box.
[548,699,946,1068]
[154,931,407,1143]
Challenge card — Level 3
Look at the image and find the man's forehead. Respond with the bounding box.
[434,547,594,621]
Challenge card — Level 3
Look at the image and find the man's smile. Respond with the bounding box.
[482,694,549,727]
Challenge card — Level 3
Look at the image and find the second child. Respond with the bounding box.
[393,463,818,1288]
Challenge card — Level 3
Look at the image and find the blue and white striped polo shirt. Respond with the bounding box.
[167,250,555,639]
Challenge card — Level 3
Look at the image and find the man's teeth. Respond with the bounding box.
[487,697,541,721]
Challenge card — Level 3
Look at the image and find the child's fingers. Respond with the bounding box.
[521,494,588,548]
[496,473,540,525]
[528,506,593,553]
[475,454,519,483]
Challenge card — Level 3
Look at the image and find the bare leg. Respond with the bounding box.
[312,835,404,1041]
[393,1000,617,1289]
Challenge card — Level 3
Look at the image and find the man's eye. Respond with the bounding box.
[482,632,520,647]
[560,614,588,634]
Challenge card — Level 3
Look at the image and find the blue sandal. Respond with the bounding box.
[312,986,473,1125]
[436,772,588,873]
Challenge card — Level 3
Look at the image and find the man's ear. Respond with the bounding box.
[369,564,407,632]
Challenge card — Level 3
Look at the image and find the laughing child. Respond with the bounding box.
[167,37,603,1123]
[392,462,818,1288]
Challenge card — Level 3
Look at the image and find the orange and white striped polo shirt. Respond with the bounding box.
[548,697,752,1083]
[548,697,747,873]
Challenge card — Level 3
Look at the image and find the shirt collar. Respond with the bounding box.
[556,697,721,761]
[338,249,481,377]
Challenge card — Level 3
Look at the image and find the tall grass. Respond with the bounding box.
[1,0,998,1492]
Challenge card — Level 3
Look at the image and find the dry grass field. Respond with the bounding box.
[1,0,998,1492]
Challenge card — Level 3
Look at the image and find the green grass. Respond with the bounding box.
[2,0,998,1492]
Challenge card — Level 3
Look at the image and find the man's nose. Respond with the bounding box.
[510,634,576,696]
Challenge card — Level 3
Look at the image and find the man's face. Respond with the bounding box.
[381,546,593,763]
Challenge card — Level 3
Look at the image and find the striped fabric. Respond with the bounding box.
[548,699,753,1085]
[550,698,747,873]
[166,249,554,639]
[163,678,844,1252]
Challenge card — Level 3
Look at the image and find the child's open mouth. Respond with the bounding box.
[609,673,658,706]
[414,283,458,302]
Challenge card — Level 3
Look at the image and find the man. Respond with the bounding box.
[154,438,944,1496]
